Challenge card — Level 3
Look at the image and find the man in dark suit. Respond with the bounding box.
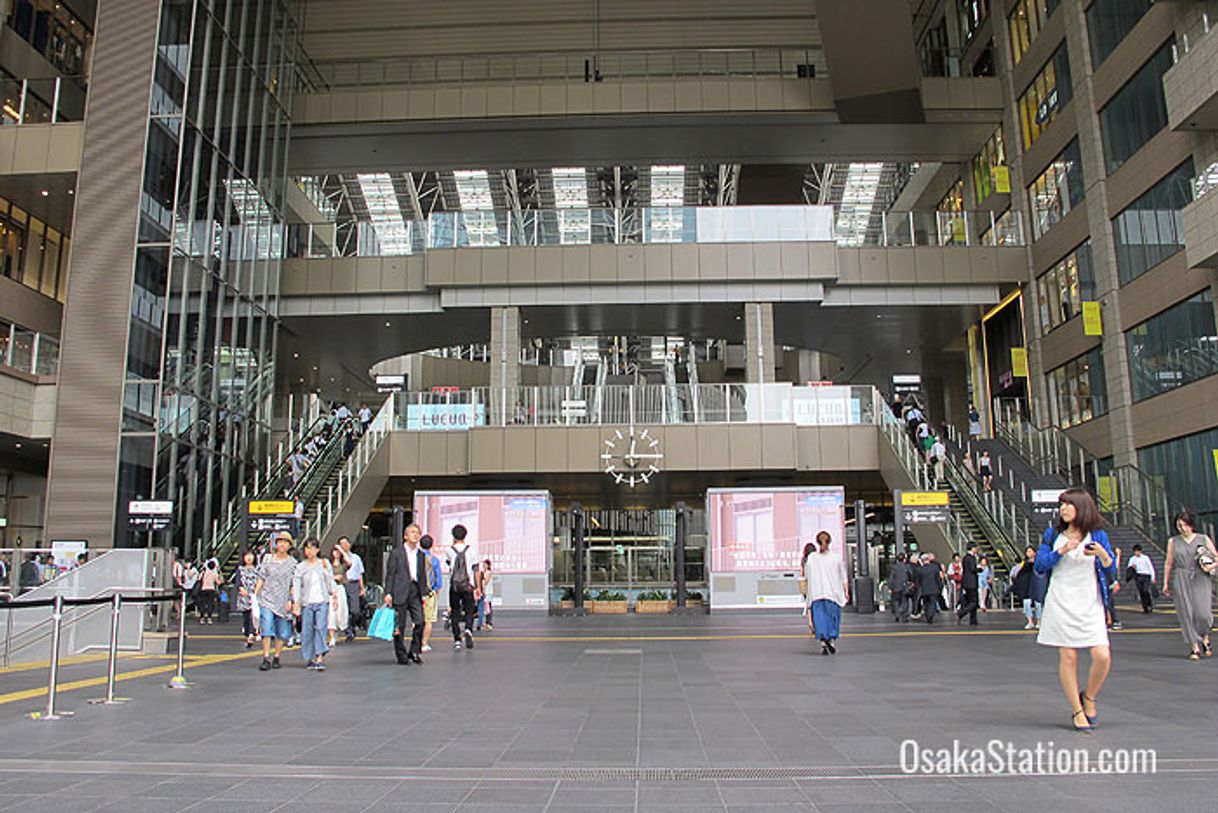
[957,543,980,626]
[889,553,913,623]
[917,553,943,623]
[383,523,429,664]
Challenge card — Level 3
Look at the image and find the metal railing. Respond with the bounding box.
[310,46,828,88]
[0,76,86,125]
[1194,161,1218,201]
[1175,3,1218,58]
[286,205,1027,258]
[396,383,880,429]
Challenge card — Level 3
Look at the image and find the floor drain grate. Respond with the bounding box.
[479,766,869,781]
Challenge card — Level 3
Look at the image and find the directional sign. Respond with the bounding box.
[129,500,173,531]
[249,500,294,515]
[902,506,952,525]
[900,491,949,507]
[248,516,295,533]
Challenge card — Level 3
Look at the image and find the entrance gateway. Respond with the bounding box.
[408,488,853,610]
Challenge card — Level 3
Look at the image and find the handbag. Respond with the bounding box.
[798,578,808,597]
[367,606,396,641]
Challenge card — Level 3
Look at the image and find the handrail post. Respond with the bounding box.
[168,593,190,689]
[30,595,72,720]
[89,593,128,705]
[3,605,12,667]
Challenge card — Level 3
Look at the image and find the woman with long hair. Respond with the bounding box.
[327,544,350,648]
[291,538,336,671]
[1162,510,1218,660]
[804,531,849,656]
[235,550,259,647]
[1035,488,1116,731]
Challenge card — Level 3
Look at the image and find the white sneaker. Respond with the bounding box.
[453,641,462,650]
[422,644,432,652]
[1024,622,1035,630]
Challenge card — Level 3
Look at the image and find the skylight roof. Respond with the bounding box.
[552,167,590,244]
[834,162,885,246]
[650,165,685,206]
[356,172,411,255]
[453,169,499,245]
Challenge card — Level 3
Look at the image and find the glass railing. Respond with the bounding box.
[311,46,827,88]
[0,320,59,377]
[286,206,1026,258]
[1175,2,1218,58]
[0,76,86,125]
[1194,161,1218,201]
[393,384,882,429]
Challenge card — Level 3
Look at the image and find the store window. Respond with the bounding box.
[0,194,68,301]
[1016,42,1072,149]
[1027,138,1084,239]
[1113,160,1195,285]
[1137,426,1218,530]
[1098,40,1175,174]
[1037,241,1095,332]
[972,126,1007,205]
[1008,0,1061,65]
[1086,0,1154,69]
[1047,348,1107,428]
[1126,290,1218,402]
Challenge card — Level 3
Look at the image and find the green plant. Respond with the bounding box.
[685,590,704,601]
[561,587,593,601]
[636,590,670,601]
[595,590,627,602]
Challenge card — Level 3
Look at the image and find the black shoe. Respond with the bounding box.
[826,640,836,654]
[259,659,271,671]
[408,654,423,664]
[271,657,281,669]
[820,643,829,656]
[463,631,474,649]
[396,659,411,665]
[345,633,356,642]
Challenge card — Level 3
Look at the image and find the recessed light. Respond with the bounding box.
[293,352,299,359]
[40,189,48,197]
[67,189,73,195]
[385,321,392,328]
[14,442,22,449]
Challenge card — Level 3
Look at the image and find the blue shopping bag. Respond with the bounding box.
[367,606,396,641]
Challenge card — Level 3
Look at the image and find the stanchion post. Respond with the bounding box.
[29,595,73,720]
[168,592,190,689]
[89,593,129,705]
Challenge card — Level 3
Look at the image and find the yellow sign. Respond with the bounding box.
[992,165,1011,194]
[1213,450,1218,481]
[1082,301,1102,336]
[1011,347,1029,377]
[249,500,294,515]
[1096,476,1117,513]
[901,491,950,507]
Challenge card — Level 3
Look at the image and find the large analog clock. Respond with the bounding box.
[600,427,663,487]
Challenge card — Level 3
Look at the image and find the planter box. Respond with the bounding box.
[635,599,673,614]
[559,600,575,609]
[686,599,704,607]
[590,600,628,614]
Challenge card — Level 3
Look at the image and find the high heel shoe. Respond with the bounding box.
[1070,709,1092,732]
[1203,641,1213,658]
[1079,692,1098,725]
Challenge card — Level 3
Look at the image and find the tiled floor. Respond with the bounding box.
[0,607,1215,811]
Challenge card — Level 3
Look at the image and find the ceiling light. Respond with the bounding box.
[40,189,49,197]
[385,321,392,328]
[293,352,299,359]
[14,442,22,449]
[67,189,74,195]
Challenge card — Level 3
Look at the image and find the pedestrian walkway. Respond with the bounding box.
[0,610,1213,811]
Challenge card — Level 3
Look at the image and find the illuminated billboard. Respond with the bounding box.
[412,490,550,575]
[707,487,847,573]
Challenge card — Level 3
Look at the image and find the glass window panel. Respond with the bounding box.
[1099,40,1174,174]
[1113,161,1195,284]
[1126,290,1218,401]
[1137,426,1218,530]
[1047,347,1107,428]
[1087,0,1154,69]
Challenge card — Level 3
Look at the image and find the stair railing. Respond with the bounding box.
[305,395,396,541]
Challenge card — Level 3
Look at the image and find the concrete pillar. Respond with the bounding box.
[44,0,161,548]
[744,303,775,384]
[490,306,521,422]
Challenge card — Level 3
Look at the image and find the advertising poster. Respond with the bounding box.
[707,487,846,573]
[412,491,549,574]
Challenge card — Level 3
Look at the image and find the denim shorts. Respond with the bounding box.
[259,607,294,640]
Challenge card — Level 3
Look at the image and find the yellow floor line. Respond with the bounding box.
[0,652,114,676]
[0,651,262,707]
[481,628,1183,642]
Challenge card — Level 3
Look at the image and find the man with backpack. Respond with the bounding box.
[445,524,478,650]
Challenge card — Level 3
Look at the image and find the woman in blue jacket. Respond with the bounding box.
[1035,488,1116,732]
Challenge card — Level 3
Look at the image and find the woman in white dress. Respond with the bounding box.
[804,531,849,656]
[1035,488,1116,732]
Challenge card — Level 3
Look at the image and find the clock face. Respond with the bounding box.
[600,427,663,487]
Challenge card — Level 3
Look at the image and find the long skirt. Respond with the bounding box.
[811,599,842,642]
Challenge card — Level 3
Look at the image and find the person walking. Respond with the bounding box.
[1126,544,1156,614]
[477,560,494,631]
[292,538,336,671]
[1035,488,1116,732]
[338,536,365,640]
[917,553,943,623]
[1105,546,1124,631]
[18,553,41,594]
[198,559,223,624]
[957,543,980,626]
[929,436,946,487]
[1011,546,1045,629]
[235,550,259,647]
[946,553,963,612]
[1162,511,1218,660]
[968,403,982,440]
[254,532,298,671]
[327,545,349,648]
[888,552,914,623]
[977,451,993,491]
[804,531,849,655]
[383,524,428,664]
[420,535,443,652]
[446,524,479,650]
[977,556,992,612]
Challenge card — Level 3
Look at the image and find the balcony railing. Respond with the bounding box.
[0,76,86,125]
[286,206,1026,259]
[0,321,58,376]
[310,46,828,89]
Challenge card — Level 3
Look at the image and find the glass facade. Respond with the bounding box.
[0,195,69,301]
[1126,290,1218,402]
[1098,40,1175,174]
[972,126,1006,205]
[958,0,989,45]
[0,318,58,375]
[1047,348,1107,428]
[1028,138,1084,239]
[1113,160,1195,285]
[1016,42,1072,149]
[4,0,94,76]
[1086,0,1154,69]
[1137,427,1218,529]
[1037,241,1095,332]
[1007,0,1060,65]
[117,0,299,553]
